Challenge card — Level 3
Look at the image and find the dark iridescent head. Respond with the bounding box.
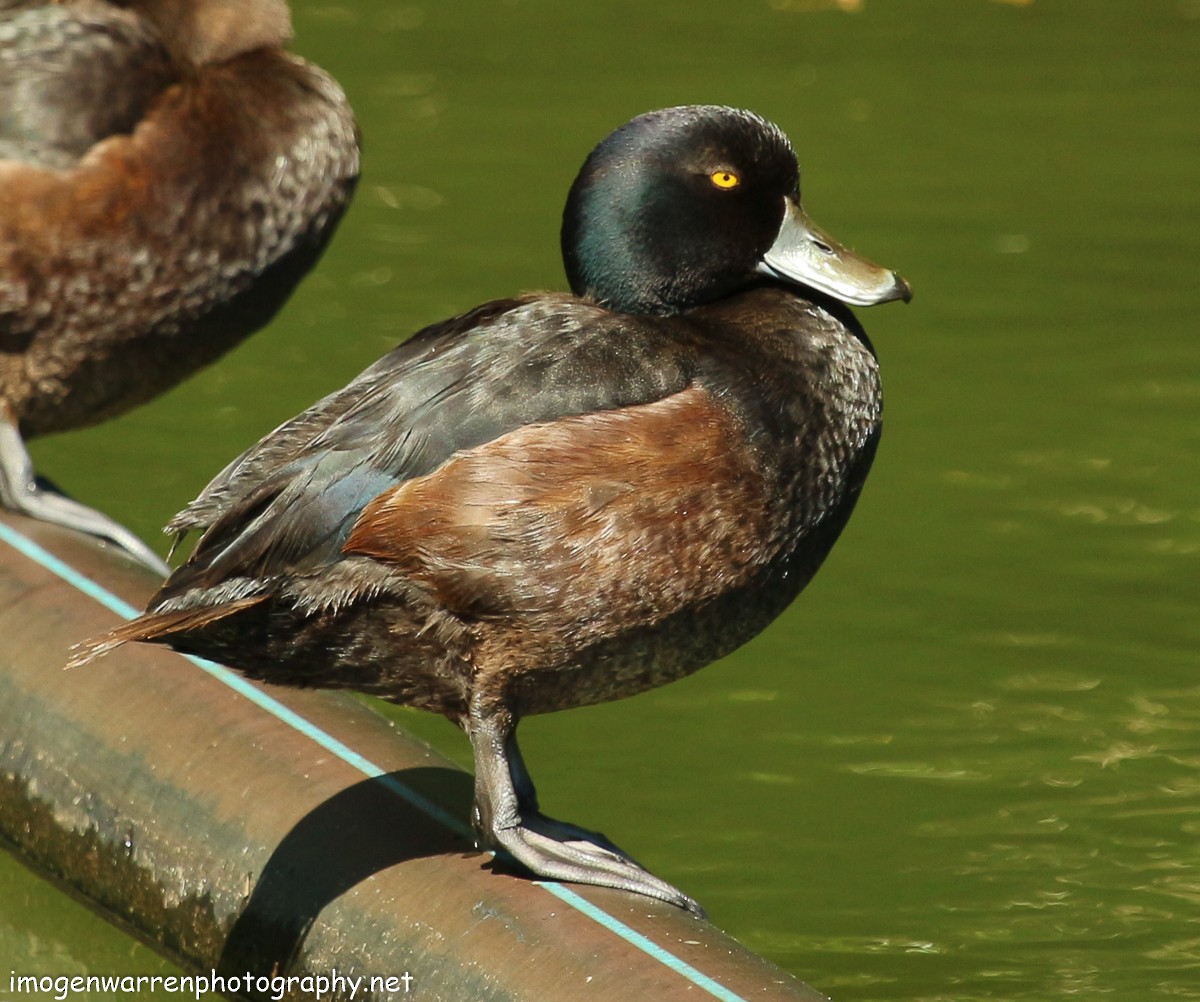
[561,105,910,317]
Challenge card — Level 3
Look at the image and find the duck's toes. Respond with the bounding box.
[10,486,170,577]
[0,420,168,576]
[484,811,706,917]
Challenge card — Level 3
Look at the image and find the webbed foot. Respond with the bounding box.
[467,704,705,917]
[0,410,169,576]
[486,809,705,916]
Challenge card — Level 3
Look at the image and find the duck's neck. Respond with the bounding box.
[561,186,672,316]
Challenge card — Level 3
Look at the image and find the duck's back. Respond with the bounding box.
[0,2,175,167]
[0,0,359,438]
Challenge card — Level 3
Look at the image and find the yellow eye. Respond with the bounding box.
[709,170,740,190]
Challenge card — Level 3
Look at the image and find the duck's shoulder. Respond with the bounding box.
[316,291,700,451]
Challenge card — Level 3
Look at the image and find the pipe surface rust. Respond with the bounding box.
[0,511,827,1002]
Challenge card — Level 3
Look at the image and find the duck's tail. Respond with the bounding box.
[66,595,267,669]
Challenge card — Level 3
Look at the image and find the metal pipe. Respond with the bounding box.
[0,512,826,1002]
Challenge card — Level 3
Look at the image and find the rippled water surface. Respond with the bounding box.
[5,0,1199,998]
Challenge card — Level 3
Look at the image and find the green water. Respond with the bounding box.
[5,0,1199,998]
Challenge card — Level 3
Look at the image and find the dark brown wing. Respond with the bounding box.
[153,296,695,601]
[163,297,532,538]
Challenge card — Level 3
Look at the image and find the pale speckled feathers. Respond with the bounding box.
[0,0,359,437]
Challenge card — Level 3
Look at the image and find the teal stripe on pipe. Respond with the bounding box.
[0,520,748,1002]
[538,883,751,1002]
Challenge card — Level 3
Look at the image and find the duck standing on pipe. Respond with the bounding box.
[0,0,360,573]
[75,105,910,915]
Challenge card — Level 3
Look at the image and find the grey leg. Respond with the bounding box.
[467,694,704,916]
[0,410,169,576]
[502,729,631,857]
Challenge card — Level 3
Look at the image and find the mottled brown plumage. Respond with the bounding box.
[0,0,359,570]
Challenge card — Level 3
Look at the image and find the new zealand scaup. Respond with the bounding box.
[74,105,910,914]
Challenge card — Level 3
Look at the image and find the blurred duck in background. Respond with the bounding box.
[0,0,360,573]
